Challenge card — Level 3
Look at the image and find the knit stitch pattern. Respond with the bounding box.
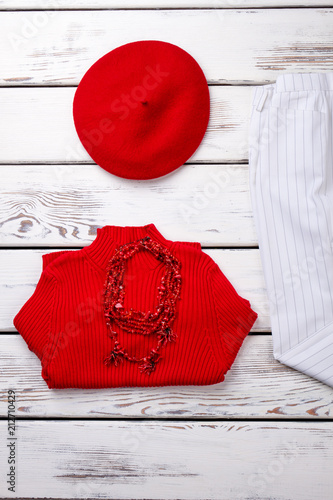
[13,224,258,389]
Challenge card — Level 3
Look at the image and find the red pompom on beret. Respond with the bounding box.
[73,40,210,180]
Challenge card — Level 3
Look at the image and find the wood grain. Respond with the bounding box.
[0,248,268,332]
[1,9,333,86]
[0,86,251,163]
[2,334,333,418]
[0,164,258,247]
[1,0,332,8]
[0,420,333,499]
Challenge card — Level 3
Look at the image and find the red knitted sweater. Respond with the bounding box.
[13,224,257,389]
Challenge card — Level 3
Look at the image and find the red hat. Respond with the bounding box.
[73,40,210,180]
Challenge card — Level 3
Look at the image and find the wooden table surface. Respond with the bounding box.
[1,1,333,499]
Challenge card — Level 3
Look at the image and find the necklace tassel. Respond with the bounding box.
[104,346,125,367]
[139,350,162,375]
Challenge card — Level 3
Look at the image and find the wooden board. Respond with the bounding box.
[0,86,251,163]
[0,420,332,499]
[2,334,333,419]
[0,248,268,332]
[1,9,333,86]
[0,164,258,247]
[1,1,333,9]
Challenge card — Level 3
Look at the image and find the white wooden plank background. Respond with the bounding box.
[1,9,333,85]
[1,420,333,499]
[1,0,333,8]
[1,3,333,500]
[1,164,257,246]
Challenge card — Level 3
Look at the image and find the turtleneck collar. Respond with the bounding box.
[83,223,175,271]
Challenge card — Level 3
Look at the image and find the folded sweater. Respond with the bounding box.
[13,224,257,388]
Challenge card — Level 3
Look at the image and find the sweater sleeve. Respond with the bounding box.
[13,265,57,362]
[209,262,258,373]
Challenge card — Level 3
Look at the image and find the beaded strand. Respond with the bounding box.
[103,235,182,375]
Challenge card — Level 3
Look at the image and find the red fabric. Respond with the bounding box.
[73,40,210,180]
[13,224,257,389]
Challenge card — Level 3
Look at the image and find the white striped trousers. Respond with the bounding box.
[249,72,333,387]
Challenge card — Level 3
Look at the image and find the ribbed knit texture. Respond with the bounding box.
[13,224,258,389]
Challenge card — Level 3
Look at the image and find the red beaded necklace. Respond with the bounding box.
[103,235,182,375]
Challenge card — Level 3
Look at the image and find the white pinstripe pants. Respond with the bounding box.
[249,72,333,387]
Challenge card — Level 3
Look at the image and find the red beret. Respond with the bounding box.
[73,40,210,180]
